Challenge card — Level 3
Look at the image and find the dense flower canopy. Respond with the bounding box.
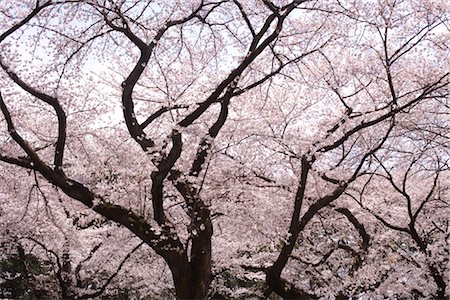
[0,0,448,299]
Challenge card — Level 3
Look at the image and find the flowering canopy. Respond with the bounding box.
[0,0,448,299]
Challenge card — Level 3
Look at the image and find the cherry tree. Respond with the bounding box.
[202,0,448,298]
[0,0,448,299]
[0,0,329,298]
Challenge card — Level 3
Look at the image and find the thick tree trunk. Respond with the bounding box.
[169,237,212,299]
[172,274,194,299]
[192,207,213,299]
[171,259,211,300]
[164,209,213,299]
